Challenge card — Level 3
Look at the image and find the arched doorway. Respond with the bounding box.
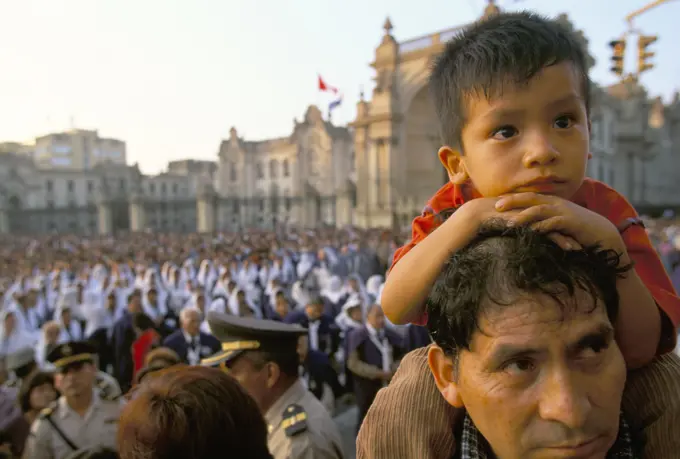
[403,85,444,210]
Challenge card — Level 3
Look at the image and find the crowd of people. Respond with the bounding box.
[0,227,435,458]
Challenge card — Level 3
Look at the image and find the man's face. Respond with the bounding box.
[304,302,323,321]
[431,290,625,459]
[444,62,589,200]
[227,353,276,413]
[55,361,96,398]
[182,310,201,336]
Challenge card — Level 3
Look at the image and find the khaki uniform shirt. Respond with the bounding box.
[266,379,344,459]
[24,391,123,459]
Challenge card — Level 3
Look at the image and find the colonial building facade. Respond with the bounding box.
[351,3,680,229]
[1,1,679,235]
[214,105,355,230]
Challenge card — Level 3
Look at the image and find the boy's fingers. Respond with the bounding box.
[546,232,582,251]
[495,192,553,211]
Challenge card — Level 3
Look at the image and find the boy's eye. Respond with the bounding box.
[553,115,574,129]
[491,125,518,140]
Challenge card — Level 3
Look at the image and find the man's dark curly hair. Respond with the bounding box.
[426,220,632,356]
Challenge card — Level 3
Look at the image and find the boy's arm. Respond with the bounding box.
[382,199,498,325]
[618,220,680,357]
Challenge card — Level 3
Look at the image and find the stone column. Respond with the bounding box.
[335,184,353,227]
[129,196,146,232]
[97,200,113,235]
[197,183,217,233]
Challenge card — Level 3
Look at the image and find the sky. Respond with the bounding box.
[1,0,679,174]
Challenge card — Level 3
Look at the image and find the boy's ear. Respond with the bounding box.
[427,345,464,408]
[438,146,468,185]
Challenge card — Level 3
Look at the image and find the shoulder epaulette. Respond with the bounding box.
[282,404,308,437]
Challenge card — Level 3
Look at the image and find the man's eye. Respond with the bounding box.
[579,340,609,360]
[502,358,535,375]
[491,126,518,140]
[553,115,575,129]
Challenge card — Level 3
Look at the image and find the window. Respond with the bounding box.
[67,180,75,193]
[256,162,264,179]
[149,183,156,193]
[87,181,94,193]
[119,179,126,191]
[270,160,278,179]
[282,159,290,177]
[230,162,237,182]
[232,200,239,214]
[161,183,167,195]
[173,183,178,195]
[47,200,54,209]
[46,180,53,192]
[259,199,265,212]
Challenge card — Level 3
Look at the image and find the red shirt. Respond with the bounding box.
[132,329,161,378]
[390,178,680,352]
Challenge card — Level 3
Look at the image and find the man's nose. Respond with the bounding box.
[538,369,591,429]
[522,130,559,168]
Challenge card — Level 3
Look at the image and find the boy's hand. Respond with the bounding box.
[456,198,581,251]
[494,193,625,253]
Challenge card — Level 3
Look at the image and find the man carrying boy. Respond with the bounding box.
[358,11,680,458]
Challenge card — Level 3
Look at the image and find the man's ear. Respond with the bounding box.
[427,345,464,408]
[438,146,468,185]
[266,362,281,389]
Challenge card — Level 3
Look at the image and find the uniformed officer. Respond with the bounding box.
[23,341,123,459]
[203,312,345,459]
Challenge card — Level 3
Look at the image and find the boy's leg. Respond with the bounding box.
[622,352,680,458]
[356,345,462,459]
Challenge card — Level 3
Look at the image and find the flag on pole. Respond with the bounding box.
[318,74,342,120]
[318,75,338,94]
[328,94,343,112]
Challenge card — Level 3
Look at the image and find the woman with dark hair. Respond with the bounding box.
[118,365,273,459]
[18,371,58,425]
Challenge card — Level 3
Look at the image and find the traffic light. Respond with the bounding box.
[638,34,658,74]
[609,39,626,76]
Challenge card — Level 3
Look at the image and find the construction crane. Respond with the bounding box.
[626,0,678,31]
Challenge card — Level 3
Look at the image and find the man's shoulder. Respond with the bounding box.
[282,398,343,457]
[163,330,182,344]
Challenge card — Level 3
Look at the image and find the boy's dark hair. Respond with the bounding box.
[430,11,591,149]
[426,221,631,356]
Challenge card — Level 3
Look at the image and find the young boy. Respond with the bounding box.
[357,11,680,459]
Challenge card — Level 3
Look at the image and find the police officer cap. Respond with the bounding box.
[47,341,97,369]
[202,312,307,368]
[6,346,35,372]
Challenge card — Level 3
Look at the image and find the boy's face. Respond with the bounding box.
[440,62,590,200]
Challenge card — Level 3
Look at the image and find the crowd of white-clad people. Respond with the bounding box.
[0,217,678,458]
[0,227,434,458]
